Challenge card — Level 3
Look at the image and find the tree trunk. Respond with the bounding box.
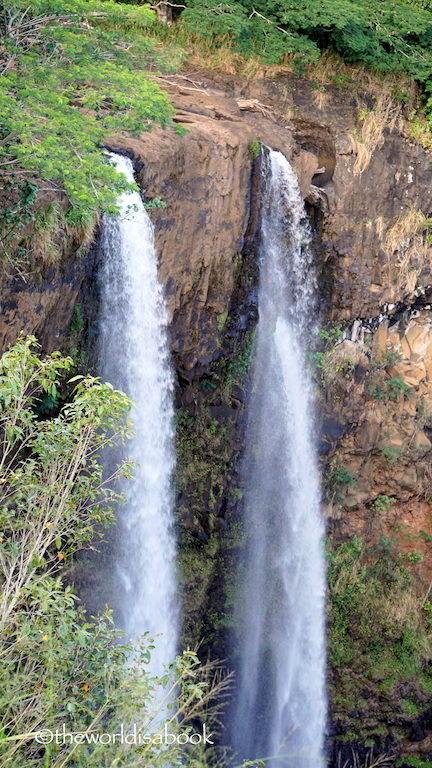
[156,3,173,25]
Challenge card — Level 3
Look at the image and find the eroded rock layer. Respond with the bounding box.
[1,71,431,761]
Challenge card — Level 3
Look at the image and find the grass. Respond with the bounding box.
[383,208,428,295]
[308,51,417,103]
[328,537,432,744]
[350,94,402,175]
[150,22,267,77]
[318,342,365,386]
[407,110,432,149]
[31,200,98,269]
[32,201,63,265]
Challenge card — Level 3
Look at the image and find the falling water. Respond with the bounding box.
[98,152,177,675]
[232,149,326,767]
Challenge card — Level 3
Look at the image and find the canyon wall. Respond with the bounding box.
[1,72,431,760]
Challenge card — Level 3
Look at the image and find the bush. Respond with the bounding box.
[0,0,174,268]
[247,140,261,158]
[181,0,432,78]
[325,462,356,505]
[372,494,396,513]
[0,338,229,767]
[328,536,432,739]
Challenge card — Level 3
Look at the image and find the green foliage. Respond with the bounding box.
[220,331,255,398]
[175,331,254,649]
[144,196,167,210]
[387,376,411,398]
[319,326,343,345]
[0,178,38,271]
[70,302,84,334]
[0,337,227,767]
[247,140,261,158]
[179,0,432,151]
[405,549,424,562]
[328,536,432,740]
[418,529,432,542]
[176,404,231,506]
[368,375,411,401]
[381,444,404,463]
[173,124,189,136]
[0,0,174,268]
[313,325,349,385]
[397,758,432,768]
[372,494,396,513]
[0,336,132,626]
[400,697,419,716]
[325,462,356,505]
[181,0,432,77]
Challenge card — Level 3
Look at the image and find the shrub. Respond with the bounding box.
[0,337,229,767]
[387,377,411,399]
[328,536,432,740]
[381,444,404,463]
[0,0,174,269]
[326,462,356,505]
[247,140,261,158]
[372,494,396,513]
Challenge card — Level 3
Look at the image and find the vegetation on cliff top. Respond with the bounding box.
[180,0,432,76]
[3,0,432,270]
[0,0,173,270]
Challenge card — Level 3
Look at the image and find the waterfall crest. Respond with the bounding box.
[232,149,327,767]
[98,153,177,675]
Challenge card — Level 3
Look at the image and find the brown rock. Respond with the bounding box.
[372,321,388,354]
[388,360,426,385]
[293,149,319,199]
[412,429,432,454]
[355,420,381,450]
[405,322,432,358]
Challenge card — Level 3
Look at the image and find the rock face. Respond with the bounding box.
[323,310,432,580]
[108,84,298,370]
[7,73,432,368]
[1,70,432,762]
[0,239,97,354]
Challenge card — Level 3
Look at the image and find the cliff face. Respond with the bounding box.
[108,81,317,371]
[1,72,431,759]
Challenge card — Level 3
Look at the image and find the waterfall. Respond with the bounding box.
[98,152,177,676]
[231,149,326,767]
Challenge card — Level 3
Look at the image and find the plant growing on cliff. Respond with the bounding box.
[368,374,411,402]
[144,196,167,210]
[325,461,356,505]
[372,494,396,513]
[351,94,401,174]
[381,444,404,463]
[247,140,261,158]
[328,536,432,745]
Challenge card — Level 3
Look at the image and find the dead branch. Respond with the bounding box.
[249,7,296,39]
[150,1,186,8]
[155,74,207,93]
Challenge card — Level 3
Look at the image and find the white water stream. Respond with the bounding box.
[232,149,327,767]
[98,153,177,676]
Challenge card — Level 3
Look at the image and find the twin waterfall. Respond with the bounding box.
[98,149,326,761]
[231,149,327,766]
[98,153,177,675]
